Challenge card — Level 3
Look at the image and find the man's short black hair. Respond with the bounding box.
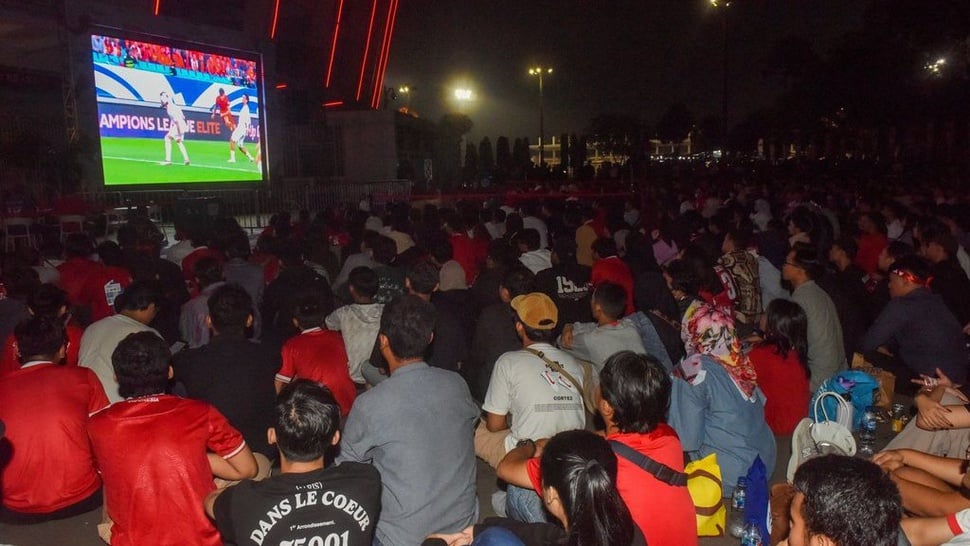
[348,266,378,298]
[371,235,398,265]
[832,236,858,259]
[406,259,439,295]
[599,352,670,434]
[97,240,125,267]
[225,232,252,260]
[379,295,436,360]
[193,256,224,287]
[726,228,752,251]
[28,284,68,317]
[919,219,958,257]
[592,237,617,258]
[14,315,66,361]
[592,282,627,320]
[114,282,160,313]
[273,379,341,462]
[516,229,541,251]
[551,235,578,264]
[112,331,170,398]
[64,233,94,258]
[890,254,933,283]
[207,283,252,334]
[430,238,454,264]
[292,290,329,329]
[501,266,536,299]
[789,242,825,281]
[793,455,901,546]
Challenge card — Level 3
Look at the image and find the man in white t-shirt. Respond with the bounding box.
[476,292,585,468]
[228,94,255,163]
[78,282,162,402]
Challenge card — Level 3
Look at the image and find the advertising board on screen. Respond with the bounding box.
[91,33,266,186]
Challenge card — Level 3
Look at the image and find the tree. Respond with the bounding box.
[495,136,511,180]
[569,133,587,174]
[586,114,644,158]
[655,103,694,142]
[462,141,479,182]
[512,137,531,176]
[433,113,473,187]
[478,136,495,176]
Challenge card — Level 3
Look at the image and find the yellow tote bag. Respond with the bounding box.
[685,452,725,537]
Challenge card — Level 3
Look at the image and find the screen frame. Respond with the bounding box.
[88,26,270,190]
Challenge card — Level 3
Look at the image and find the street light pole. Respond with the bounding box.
[529,66,553,166]
[711,0,731,154]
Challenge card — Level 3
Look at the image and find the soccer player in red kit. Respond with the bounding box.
[88,332,258,546]
[0,316,108,521]
[275,292,357,416]
[211,87,236,131]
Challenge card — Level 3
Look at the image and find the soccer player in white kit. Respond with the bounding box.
[228,94,254,163]
[159,91,190,165]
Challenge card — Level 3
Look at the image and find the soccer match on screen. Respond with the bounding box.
[91,34,264,186]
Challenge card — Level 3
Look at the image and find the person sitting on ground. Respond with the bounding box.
[79,282,162,402]
[590,237,635,316]
[535,235,593,326]
[222,231,265,340]
[666,267,776,497]
[173,283,280,461]
[859,254,968,392]
[780,454,901,546]
[206,380,381,545]
[337,295,479,546]
[325,266,384,386]
[782,242,847,391]
[406,258,468,373]
[918,218,970,327]
[426,430,646,546]
[747,299,811,434]
[57,233,99,318]
[276,291,357,417]
[0,316,108,522]
[476,292,587,469]
[466,266,536,402]
[494,352,697,545]
[88,331,258,546]
[517,229,553,275]
[0,284,82,376]
[371,234,406,304]
[718,228,762,335]
[179,256,226,349]
[558,282,645,371]
[80,240,133,323]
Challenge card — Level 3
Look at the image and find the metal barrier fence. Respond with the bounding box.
[81,179,412,232]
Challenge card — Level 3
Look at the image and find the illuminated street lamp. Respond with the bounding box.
[926,58,947,76]
[398,85,411,111]
[528,66,553,166]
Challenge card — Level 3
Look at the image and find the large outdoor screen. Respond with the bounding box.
[91,33,265,186]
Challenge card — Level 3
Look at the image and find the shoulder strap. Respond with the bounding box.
[524,347,595,414]
[608,440,688,487]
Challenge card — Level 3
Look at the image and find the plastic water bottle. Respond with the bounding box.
[859,405,878,456]
[728,477,749,538]
[741,519,763,546]
[732,477,748,510]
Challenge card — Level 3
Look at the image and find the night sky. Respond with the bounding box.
[385,0,867,144]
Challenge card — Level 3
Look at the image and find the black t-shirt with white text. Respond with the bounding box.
[214,462,381,546]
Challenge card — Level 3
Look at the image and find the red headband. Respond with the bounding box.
[891,268,933,287]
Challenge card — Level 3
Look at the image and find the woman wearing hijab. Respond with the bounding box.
[665,262,776,497]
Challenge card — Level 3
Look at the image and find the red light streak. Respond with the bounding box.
[324,101,344,108]
[370,0,395,108]
[275,83,288,89]
[372,0,399,109]
[356,0,379,102]
[153,0,161,15]
[270,0,281,39]
[325,0,345,87]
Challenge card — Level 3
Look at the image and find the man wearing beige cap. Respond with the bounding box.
[476,292,587,471]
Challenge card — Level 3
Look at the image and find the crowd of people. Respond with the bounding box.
[2,168,970,545]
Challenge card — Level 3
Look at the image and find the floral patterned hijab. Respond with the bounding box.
[679,299,758,398]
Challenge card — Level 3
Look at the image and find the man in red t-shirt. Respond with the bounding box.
[275,292,356,416]
[0,284,82,377]
[591,237,635,316]
[496,351,698,546]
[57,233,100,312]
[88,332,257,546]
[78,241,132,322]
[0,316,108,521]
[210,88,236,131]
